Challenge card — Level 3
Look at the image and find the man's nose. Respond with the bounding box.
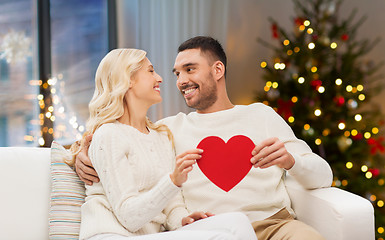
[176,73,188,86]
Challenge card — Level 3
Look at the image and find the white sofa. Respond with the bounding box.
[0,147,375,240]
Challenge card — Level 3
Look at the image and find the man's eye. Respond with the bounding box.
[187,68,193,72]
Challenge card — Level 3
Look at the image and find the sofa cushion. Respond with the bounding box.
[49,141,86,239]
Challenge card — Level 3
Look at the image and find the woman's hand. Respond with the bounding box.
[182,211,215,226]
[170,149,203,187]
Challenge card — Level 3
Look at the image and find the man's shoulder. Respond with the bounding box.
[239,102,272,112]
[157,112,189,126]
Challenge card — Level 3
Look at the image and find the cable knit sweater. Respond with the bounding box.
[79,122,189,240]
[159,103,333,222]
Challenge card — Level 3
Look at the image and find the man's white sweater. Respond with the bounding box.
[160,103,333,222]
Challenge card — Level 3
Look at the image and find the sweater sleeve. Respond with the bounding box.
[161,143,189,230]
[261,105,333,189]
[89,126,181,233]
[163,191,190,230]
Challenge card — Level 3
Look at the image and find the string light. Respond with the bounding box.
[364,132,371,139]
[379,179,385,186]
[346,85,353,92]
[341,180,348,186]
[338,122,346,130]
[346,162,353,169]
[370,195,377,201]
[274,63,286,70]
[322,129,330,136]
[330,42,337,49]
[308,42,315,49]
[32,74,86,144]
[358,94,365,101]
[354,114,362,121]
[260,61,267,68]
[335,78,342,85]
[298,77,305,84]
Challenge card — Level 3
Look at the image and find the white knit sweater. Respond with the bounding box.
[159,103,333,222]
[79,122,189,240]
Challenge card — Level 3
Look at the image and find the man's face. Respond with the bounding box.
[173,49,218,111]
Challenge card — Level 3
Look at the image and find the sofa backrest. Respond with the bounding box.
[0,147,51,240]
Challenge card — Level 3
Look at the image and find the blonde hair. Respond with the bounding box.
[68,48,174,166]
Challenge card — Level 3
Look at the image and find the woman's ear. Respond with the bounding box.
[128,78,134,89]
[212,61,225,81]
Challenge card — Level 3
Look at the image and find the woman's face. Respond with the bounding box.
[130,57,163,105]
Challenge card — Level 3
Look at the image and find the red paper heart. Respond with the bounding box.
[196,135,255,192]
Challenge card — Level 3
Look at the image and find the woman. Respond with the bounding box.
[75,48,257,240]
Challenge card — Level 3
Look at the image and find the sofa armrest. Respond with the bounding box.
[0,147,51,240]
[285,175,375,240]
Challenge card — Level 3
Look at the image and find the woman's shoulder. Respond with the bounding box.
[93,122,126,142]
[94,122,118,134]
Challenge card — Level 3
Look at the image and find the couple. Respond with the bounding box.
[73,36,332,240]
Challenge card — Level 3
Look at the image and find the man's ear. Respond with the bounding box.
[212,61,225,81]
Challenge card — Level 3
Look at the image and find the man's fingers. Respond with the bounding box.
[82,134,93,151]
[252,137,279,155]
[251,140,283,164]
[77,159,98,176]
[75,159,99,182]
[76,167,97,185]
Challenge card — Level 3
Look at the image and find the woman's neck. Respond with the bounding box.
[118,100,150,134]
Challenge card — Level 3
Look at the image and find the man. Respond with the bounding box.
[76,36,332,240]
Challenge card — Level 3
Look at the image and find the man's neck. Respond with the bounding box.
[197,98,234,114]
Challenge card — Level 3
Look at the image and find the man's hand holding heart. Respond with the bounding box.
[251,137,295,170]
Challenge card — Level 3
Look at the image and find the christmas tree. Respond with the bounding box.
[257,0,385,238]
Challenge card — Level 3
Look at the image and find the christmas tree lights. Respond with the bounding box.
[257,0,385,238]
